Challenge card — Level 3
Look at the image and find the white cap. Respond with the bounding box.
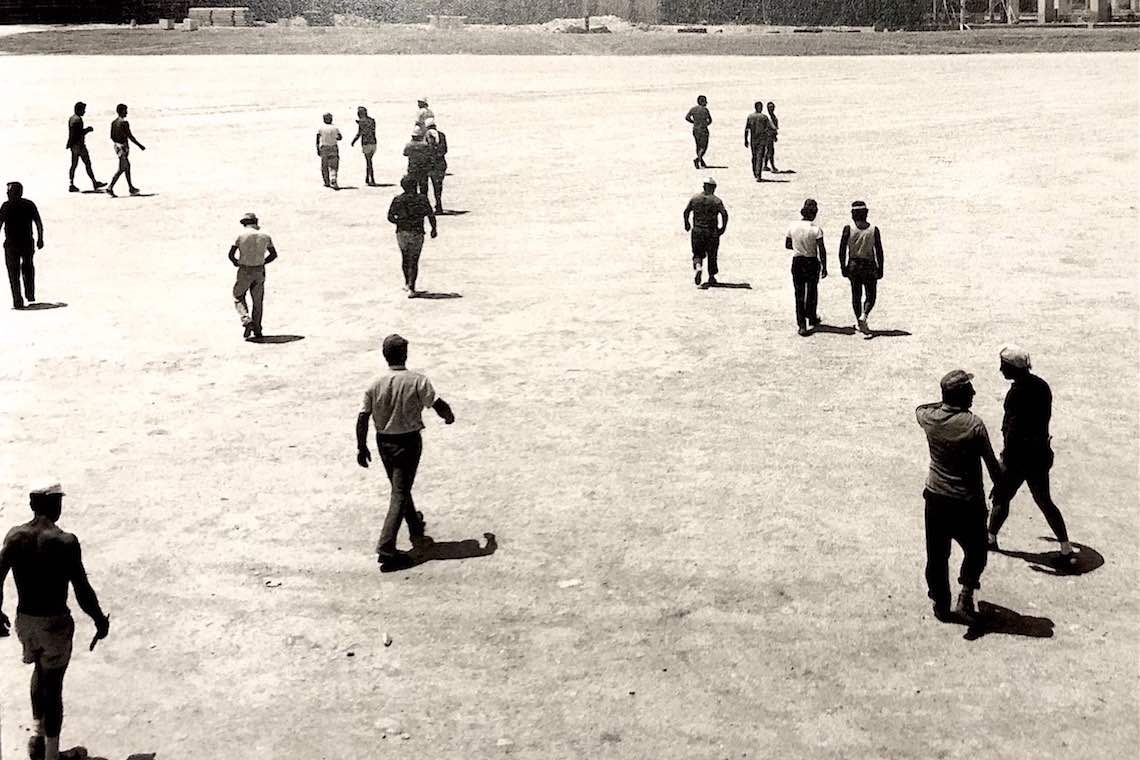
[29,481,64,496]
[703,176,717,186]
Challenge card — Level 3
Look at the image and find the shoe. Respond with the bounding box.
[857,318,869,334]
[407,290,419,299]
[243,324,254,339]
[93,180,107,189]
[693,270,702,286]
[411,533,434,551]
[28,735,45,760]
[129,187,141,196]
[252,328,263,339]
[106,187,116,196]
[331,182,340,191]
[377,550,414,569]
[932,603,954,623]
[323,182,331,188]
[954,590,976,622]
[797,326,809,337]
[435,205,444,213]
[693,158,700,169]
[69,184,80,193]
[707,276,718,286]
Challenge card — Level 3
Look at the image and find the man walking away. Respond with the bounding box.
[744,101,774,182]
[316,112,342,190]
[227,212,278,340]
[357,334,455,568]
[765,101,780,172]
[683,177,728,288]
[426,120,448,214]
[107,103,145,197]
[916,371,1003,623]
[838,200,884,333]
[66,102,105,193]
[685,95,712,169]
[785,199,827,336]
[987,346,1076,565]
[387,175,437,297]
[351,106,378,187]
[0,482,111,760]
[403,127,433,197]
[415,98,435,130]
[0,182,44,310]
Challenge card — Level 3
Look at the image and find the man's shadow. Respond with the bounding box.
[334,186,359,191]
[380,532,496,573]
[76,750,155,760]
[863,328,912,341]
[247,334,305,344]
[700,281,752,290]
[993,538,1104,577]
[409,292,462,300]
[436,209,469,216]
[811,323,857,336]
[964,601,1054,641]
[20,302,67,310]
[757,177,792,183]
[369,182,397,188]
[701,164,729,169]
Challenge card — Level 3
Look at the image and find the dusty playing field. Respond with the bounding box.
[0,53,1136,759]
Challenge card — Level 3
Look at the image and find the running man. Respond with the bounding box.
[356,334,455,567]
[916,371,1003,623]
[987,346,1076,564]
[316,112,342,189]
[66,102,105,193]
[685,95,712,169]
[785,199,827,336]
[683,177,728,288]
[0,182,44,310]
[744,101,775,182]
[350,106,378,186]
[837,200,884,333]
[107,103,145,197]
[425,120,448,213]
[0,482,111,760]
[403,127,433,197]
[764,101,780,172]
[387,175,438,296]
[227,212,278,340]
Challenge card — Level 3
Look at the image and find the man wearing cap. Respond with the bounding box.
[916,370,1004,623]
[350,106,378,187]
[683,178,728,288]
[0,482,110,760]
[415,99,434,130]
[403,127,433,196]
[743,101,775,182]
[66,102,105,193]
[425,119,448,213]
[356,334,455,567]
[685,95,712,169]
[987,347,1076,563]
[837,200,884,333]
[227,212,278,339]
[316,112,342,190]
[1,181,45,310]
[785,199,827,336]
[106,103,145,198]
[387,175,437,296]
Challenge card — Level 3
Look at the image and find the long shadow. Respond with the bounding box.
[994,539,1104,577]
[701,281,752,290]
[409,292,462,300]
[811,323,857,336]
[333,186,359,191]
[380,532,497,573]
[964,601,1054,641]
[770,169,797,174]
[437,209,469,216]
[863,328,912,341]
[20,302,67,310]
[110,192,158,198]
[80,189,106,194]
[700,164,729,169]
[756,177,792,183]
[247,334,305,344]
[369,182,397,188]
[67,748,156,760]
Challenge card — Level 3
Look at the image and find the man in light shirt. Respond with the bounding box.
[227,212,278,340]
[356,334,455,568]
[837,200,884,333]
[315,112,342,190]
[415,98,435,130]
[785,198,827,336]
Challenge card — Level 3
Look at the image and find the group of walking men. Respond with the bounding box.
[66,101,146,197]
[686,95,781,179]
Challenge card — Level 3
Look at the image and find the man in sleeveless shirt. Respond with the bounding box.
[685,95,712,169]
[683,177,728,287]
[227,212,279,339]
[837,201,884,334]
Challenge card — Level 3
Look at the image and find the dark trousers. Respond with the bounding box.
[429,171,445,210]
[989,448,1068,542]
[5,246,35,307]
[411,172,429,196]
[924,489,988,609]
[849,274,877,318]
[693,129,709,158]
[750,141,771,178]
[791,257,820,328]
[691,230,719,277]
[376,431,426,554]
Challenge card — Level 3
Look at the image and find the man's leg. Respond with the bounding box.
[751,143,761,179]
[21,251,35,302]
[767,140,777,171]
[1026,466,1071,546]
[923,491,953,615]
[691,234,705,286]
[849,277,863,320]
[397,233,412,288]
[863,277,878,318]
[249,268,265,335]
[804,260,820,326]
[124,160,137,193]
[430,173,444,212]
[376,433,423,556]
[329,152,339,187]
[81,151,100,186]
[987,463,1026,542]
[954,501,989,616]
[39,666,67,760]
[6,248,24,308]
[69,152,80,188]
[406,234,424,293]
[320,151,331,186]
[706,235,719,283]
[791,260,807,330]
[233,269,253,328]
[417,174,429,196]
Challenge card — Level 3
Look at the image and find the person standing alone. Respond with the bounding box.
[0,181,44,310]
[683,177,728,288]
[785,199,827,336]
[350,106,378,187]
[837,200,884,333]
[227,212,278,340]
[316,112,342,190]
[685,95,712,169]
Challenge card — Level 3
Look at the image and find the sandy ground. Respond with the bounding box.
[0,53,1136,759]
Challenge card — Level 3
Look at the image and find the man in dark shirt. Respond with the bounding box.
[0,482,110,760]
[987,346,1075,563]
[685,95,712,169]
[350,106,378,186]
[683,177,728,288]
[764,101,780,172]
[66,102,105,193]
[0,182,44,310]
[426,122,448,214]
[744,101,774,182]
[916,370,1003,623]
[403,128,433,197]
[387,175,438,296]
[107,103,146,197]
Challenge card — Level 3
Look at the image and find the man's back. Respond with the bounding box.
[0,198,39,245]
[3,522,77,617]
[110,117,129,144]
[67,115,85,148]
[745,112,773,141]
[388,192,433,233]
[686,193,724,231]
[363,368,437,435]
[317,125,341,148]
[916,403,991,500]
[404,141,433,174]
[235,229,273,266]
[687,106,711,130]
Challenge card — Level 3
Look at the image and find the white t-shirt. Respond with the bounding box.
[787,219,823,259]
[317,125,342,148]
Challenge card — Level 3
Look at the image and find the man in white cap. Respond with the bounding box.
[987,346,1076,563]
[227,212,279,339]
[403,126,433,197]
[785,198,827,336]
[837,200,884,333]
[415,98,434,130]
[0,481,110,760]
[683,177,728,288]
[916,370,1003,623]
[315,112,342,189]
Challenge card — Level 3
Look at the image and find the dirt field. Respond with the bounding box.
[0,53,1136,759]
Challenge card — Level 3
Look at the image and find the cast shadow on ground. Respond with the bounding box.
[700,281,752,289]
[370,182,396,188]
[811,323,857,336]
[757,177,792,183]
[863,327,912,340]
[246,334,305,344]
[994,538,1104,577]
[770,169,797,174]
[437,209,469,216]
[111,193,158,198]
[80,189,106,194]
[20,302,67,310]
[963,601,1054,641]
[409,292,462,300]
[380,532,497,573]
[334,186,359,191]
[66,748,155,760]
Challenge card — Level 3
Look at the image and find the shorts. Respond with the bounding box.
[69,144,90,159]
[362,143,377,158]
[847,257,879,282]
[16,613,74,670]
[114,142,130,169]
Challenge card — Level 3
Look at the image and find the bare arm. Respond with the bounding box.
[69,539,108,632]
[817,236,828,276]
[682,201,692,231]
[838,226,850,273]
[874,227,884,276]
[356,411,372,468]
[425,199,437,237]
[785,236,793,250]
[351,128,361,147]
[264,244,278,265]
[126,123,145,150]
[685,111,695,124]
[228,244,240,267]
[316,133,321,154]
[744,121,750,147]
[0,535,12,636]
[32,204,43,246]
[432,398,455,424]
[718,206,729,236]
[980,431,1003,486]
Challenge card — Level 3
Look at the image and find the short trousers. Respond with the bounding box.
[16,612,75,670]
[362,143,377,157]
[69,145,90,158]
[847,257,879,281]
[114,142,130,169]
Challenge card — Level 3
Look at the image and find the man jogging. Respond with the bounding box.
[66,102,105,193]
[357,334,455,568]
[0,181,44,310]
[387,175,437,296]
[685,95,712,169]
[744,101,775,182]
[683,177,728,288]
[0,482,111,760]
[107,103,145,197]
[987,346,1076,565]
[785,199,827,336]
[837,200,884,333]
[350,106,378,187]
[316,112,342,190]
[227,212,278,340]
[916,370,1004,623]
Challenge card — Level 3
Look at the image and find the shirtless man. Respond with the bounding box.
[0,482,110,760]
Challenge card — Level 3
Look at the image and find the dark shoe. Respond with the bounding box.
[28,735,45,760]
[435,205,444,213]
[252,328,263,339]
[954,590,977,623]
[707,276,718,286]
[693,158,700,169]
[129,187,141,196]
[797,326,809,337]
[377,550,415,570]
[693,270,702,286]
[699,159,708,169]
[12,302,24,310]
[106,187,116,196]
[411,533,434,551]
[93,180,107,189]
[243,323,254,339]
[69,184,80,193]
[932,603,954,623]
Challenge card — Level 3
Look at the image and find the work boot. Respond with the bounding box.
[69,184,80,193]
[954,589,976,622]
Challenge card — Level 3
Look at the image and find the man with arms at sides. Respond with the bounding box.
[683,177,728,288]
[350,106,378,187]
[387,175,438,296]
[228,212,279,340]
[685,95,712,169]
[764,101,780,172]
[357,335,455,568]
[66,102,105,193]
[316,112,342,190]
[425,118,449,214]
[403,127,433,197]
[106,103,145,197]
[837,200,884,334]
[0,482,110,760]
[744,101,774,182]
[785,198,827,336]
[0,181,44,310]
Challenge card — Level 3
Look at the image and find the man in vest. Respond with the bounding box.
[837,200,885,333]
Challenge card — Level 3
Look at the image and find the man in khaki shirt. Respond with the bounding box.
[356,334,454,566]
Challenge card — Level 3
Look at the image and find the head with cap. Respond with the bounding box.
[357,106,368,117]
[999,345,1031,378]
[400,174,418,193]
[29,481,64,521]
[418,98,428,107]
[801,198,818,222]
[697,95,707,106]
[116,103,128,117]
[240,212,259,228]
[322,112,333,124]
[382,334,409,366]
[410,125,425,141]
[850,200,868,223]
[702,176,717,193]
[74,101,86,116]
[940,369,975,408]
[7,181,23,201]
